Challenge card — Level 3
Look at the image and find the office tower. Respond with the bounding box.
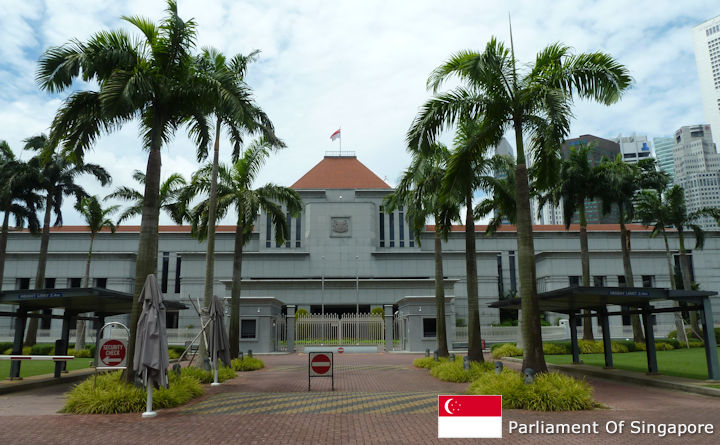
[693,16,720,149]
[653,136,675,182]
[611,134,653,164]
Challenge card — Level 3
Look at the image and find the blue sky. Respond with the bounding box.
[1,0,719,225]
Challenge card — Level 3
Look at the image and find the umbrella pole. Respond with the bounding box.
[142,370,157,418]
[212,351,220,386]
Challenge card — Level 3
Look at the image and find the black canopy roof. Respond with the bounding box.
[489,286,716,313]
[0,287,187,316]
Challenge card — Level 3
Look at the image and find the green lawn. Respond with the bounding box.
[544,347,720,380]
[0,358,94,379]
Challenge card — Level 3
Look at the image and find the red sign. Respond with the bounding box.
[310,353,332,375]
[99,339,127,367]
[337,347,344,354]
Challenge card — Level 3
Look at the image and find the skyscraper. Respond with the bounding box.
[693,16,720,149]
[673,125,720,230]
[653,136,675,182]
[611,134,653,164]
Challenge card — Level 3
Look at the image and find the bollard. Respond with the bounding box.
[495,361,503,374]
[450,353,455,362]
[523,368,536,385]
[433,350,438,362]
[172,363,182,377]
[248,349,253,358]
[463,356,470,371]
[425,348,430,357]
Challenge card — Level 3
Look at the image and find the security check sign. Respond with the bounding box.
[308,352,334,391]
[98,338,127,368]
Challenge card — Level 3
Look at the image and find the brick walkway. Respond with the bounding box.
[1,353,718,444]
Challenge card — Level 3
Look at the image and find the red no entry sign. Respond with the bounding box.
[308,351,334,391]
[98,338,127,368]
[337,347,344,354]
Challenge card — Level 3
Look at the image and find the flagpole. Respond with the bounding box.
[339,126,342,155]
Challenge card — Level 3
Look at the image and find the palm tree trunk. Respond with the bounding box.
[619,215,644,342]
[662,230,687,344]
[125,144,163,383]
[513,127,547,373]
[229,220,244,359]
[25,195,53,346]
[434,227,449,358]
[76,234,94,351]
[579,204,594,340]
[465,191,483,362]
[0,212,9,291]
[677,230,701,338]
[198,119,222,366]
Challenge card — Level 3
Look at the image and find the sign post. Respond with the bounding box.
[308,352,334,391]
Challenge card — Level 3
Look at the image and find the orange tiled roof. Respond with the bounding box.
[291,156,391,190]
[424,224,659,233]
[15,225,239,233]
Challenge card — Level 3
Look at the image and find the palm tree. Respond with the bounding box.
[442,118,506,362]
[193,48,284,363]
[23,135,111,346]
[0,141,41,290]
[74,196,119,349]
[474,155,517,235]
[184,139,302,358]
[660,185,720,336]
[383,142,459,358]
[105,170,187,224]
[539,143,599,340]
[37,1,222,380]
[596,156,669,342]
[407,36,631,372]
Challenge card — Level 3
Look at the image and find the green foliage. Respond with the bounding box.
[181,365,236,383]
[491,343,523,359]
[30,343,54,355]
[490,342,516,351]
[168,349,180,360]
[429,357,492,382]
[467,370,595,411]
[634,342,646,351]
[455,318,466,327]
[295,308,309,318]
[67,348,92,358]
[614,340,639,352]
[654,341,674,351]
[62,370,204,414]
[542,343,570,355]
[231,356,265,371]
[668,327,720,343]
[370,307,385,317]
[577,340,603,354]
[413,356,449,369]
[0,342,13,354]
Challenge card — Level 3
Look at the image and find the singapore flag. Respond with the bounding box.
[438,395,502,438]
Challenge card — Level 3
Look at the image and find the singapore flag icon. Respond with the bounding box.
[438,395,502,438]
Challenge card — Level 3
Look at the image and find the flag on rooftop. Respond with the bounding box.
[330,129,341,141]
[438,395,502,438]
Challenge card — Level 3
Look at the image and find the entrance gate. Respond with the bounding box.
[295,314,384,346]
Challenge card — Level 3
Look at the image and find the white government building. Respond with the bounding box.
[2,153,719,351]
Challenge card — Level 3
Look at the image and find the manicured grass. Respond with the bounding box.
[544,347,720,380]
[0,358,94,379]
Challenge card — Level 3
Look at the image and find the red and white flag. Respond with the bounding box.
[330,128,341,141]
[438,395,502,438]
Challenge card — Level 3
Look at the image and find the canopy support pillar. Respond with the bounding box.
[700,297,720,380]
[599,308,613,369]
[10,309,27,379]
[54,310,73,378]
[569,311,580,364]
[642,306,658,374]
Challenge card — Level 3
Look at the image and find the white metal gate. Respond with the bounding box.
[295,313,384,345]
[273,315,287,352]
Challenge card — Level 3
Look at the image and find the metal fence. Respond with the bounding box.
[295,313,384,345]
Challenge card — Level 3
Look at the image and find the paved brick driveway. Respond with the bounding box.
[1,353,718,444]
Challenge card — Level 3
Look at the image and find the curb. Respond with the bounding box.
[0,368,96,395]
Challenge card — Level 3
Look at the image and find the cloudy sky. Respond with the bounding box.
[1,0,718,225]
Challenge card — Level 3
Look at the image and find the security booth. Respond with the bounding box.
[397,296,455,353]
[489,286,720,380]
[0,287,186,379]
[235,297,285,353]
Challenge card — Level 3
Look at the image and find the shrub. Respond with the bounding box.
[181,365,236,383]
[668,327,720,343]
[467,370,595,411]
[232,356,265,372]
[491,344,522,359]
[490,342,516,352]
[0,342,13,354]
[429,359,493,383]
[614,340,638,352]
[577,340,603,354]
[370,307,384,317]
[654,341,674,351]
[413,356,448,369]
[542,343,570,355]
[62,370,204,414]
[634,342,646,351]
[67,348,92,358]
[610,341,629,353]
[30,344,54,355]
[665,338,681,349]
[688,339,705,348]
[168,349,180,360]
[4,346,33,355]
[295,308,309,318]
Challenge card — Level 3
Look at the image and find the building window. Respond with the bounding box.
[160,252,170,293]
[569,276,580,287]
[266,214,271,248]
[285,212,291,248]
[620,306,631,326]
[44,278,55,289]
[175,256,182,294]
[409,226,414,248]
[166,311,179,329]
[399,209,405,247]
[618,275,627,287]
[296,216,301,248]
[508,251,517,292]
[379,207,385,247]
[423,318,437,338]
[593,276,605,287]
[240,319,257,339]
[94,278,107,288]
[642,275,653,288]
[41,309,52,330]
[68,277,82,288]
[16,278,30,289]
[389,212,395,247]
[496,254,504,297]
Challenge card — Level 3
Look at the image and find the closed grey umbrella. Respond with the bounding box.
[209,295,231,369]
[134,274,169,396]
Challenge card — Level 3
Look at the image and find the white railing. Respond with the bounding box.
[454,325,568,343]
[295,313,384,345]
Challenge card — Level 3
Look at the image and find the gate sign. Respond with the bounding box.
[310,352,333,376]
[98,338,127,368]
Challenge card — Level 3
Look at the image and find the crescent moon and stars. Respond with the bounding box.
[444,398,462,415]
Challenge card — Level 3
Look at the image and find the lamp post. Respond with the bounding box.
[321,255,325,316]
[355,255,359,345]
